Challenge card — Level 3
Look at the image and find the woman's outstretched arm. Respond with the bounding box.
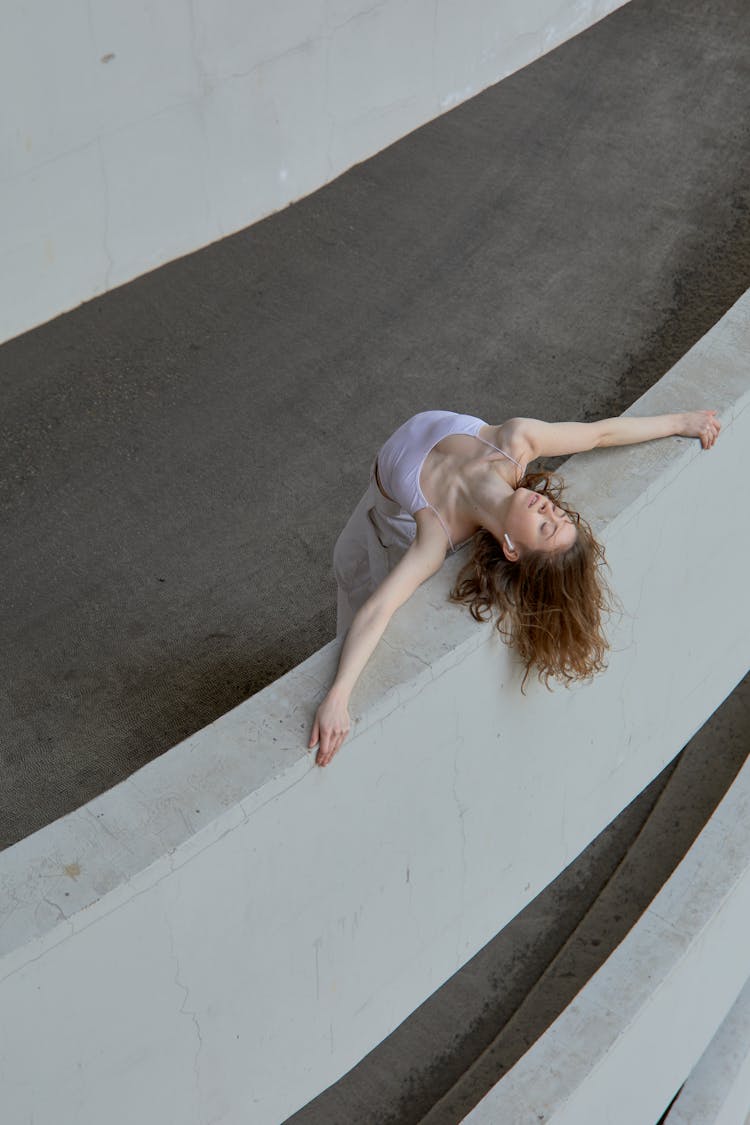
[508,410,721,462]
[310,522,446,767]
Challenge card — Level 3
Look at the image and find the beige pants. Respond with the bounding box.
[333,457,417,636]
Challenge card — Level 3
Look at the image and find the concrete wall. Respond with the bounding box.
[0,294,748,1122]
[465,732,750,1125]
[665,975,750,1125]
[1,0,629,345]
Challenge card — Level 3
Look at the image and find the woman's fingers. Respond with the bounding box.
[316,726,350,767]
[317,741,332,767]
[310,693,351,766]
[702,412,721,448]
[316,724,351,766]
[688,409,721,449]
[317,738,336,766]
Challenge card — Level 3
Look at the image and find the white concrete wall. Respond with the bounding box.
[0,0,629,344]
[0,291,748,1124]
[665,975,750,1125]
[465,738,750,1125]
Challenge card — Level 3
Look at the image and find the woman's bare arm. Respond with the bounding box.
[310,521,447,767]
[507,410,721,463]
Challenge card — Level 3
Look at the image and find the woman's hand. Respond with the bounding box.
[309,688,351,767]
[680,410,721,448]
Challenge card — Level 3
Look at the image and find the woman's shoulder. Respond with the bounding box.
[481,418,535,467]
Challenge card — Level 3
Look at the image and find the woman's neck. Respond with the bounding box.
[457,458,516,537]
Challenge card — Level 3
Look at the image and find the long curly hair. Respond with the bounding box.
[449,471,611,689]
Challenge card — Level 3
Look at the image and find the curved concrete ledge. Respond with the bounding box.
[463,725,750,1125]
[664,974,750,1125]
[1,291,749,1123]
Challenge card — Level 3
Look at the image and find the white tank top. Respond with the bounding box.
[376,410,523,550]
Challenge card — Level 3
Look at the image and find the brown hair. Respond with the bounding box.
[449,472,611,689]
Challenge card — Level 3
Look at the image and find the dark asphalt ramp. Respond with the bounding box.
[2,0,750,848]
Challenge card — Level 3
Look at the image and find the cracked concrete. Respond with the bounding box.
[168,917,205,1092]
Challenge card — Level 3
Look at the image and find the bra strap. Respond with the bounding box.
[427,503,456,552]
[473,434,524,470]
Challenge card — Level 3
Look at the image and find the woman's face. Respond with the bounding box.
[505,488,578,556]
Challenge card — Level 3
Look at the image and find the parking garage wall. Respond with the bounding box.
[1,0,629,344]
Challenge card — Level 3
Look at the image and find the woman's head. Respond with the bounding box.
[449,472,610,689]
[500,485,578,559]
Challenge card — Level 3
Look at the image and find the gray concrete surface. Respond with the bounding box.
[286,674,750,1125]
[1,0,749,853]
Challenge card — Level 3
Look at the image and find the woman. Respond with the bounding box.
[309,407,721,766]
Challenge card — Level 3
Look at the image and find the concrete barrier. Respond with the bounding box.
[463,726,750,1125]
[1,0,629,344]
[665,975,750,1125]
[0,290,748,1124]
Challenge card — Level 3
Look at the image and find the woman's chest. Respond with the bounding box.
[419,439,514,539]
[421,434,514,497]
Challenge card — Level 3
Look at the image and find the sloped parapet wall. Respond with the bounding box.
[464,713,750,1125]
[1,0,629,344]
[666,973,750,1125]
[0,290,748,1124]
